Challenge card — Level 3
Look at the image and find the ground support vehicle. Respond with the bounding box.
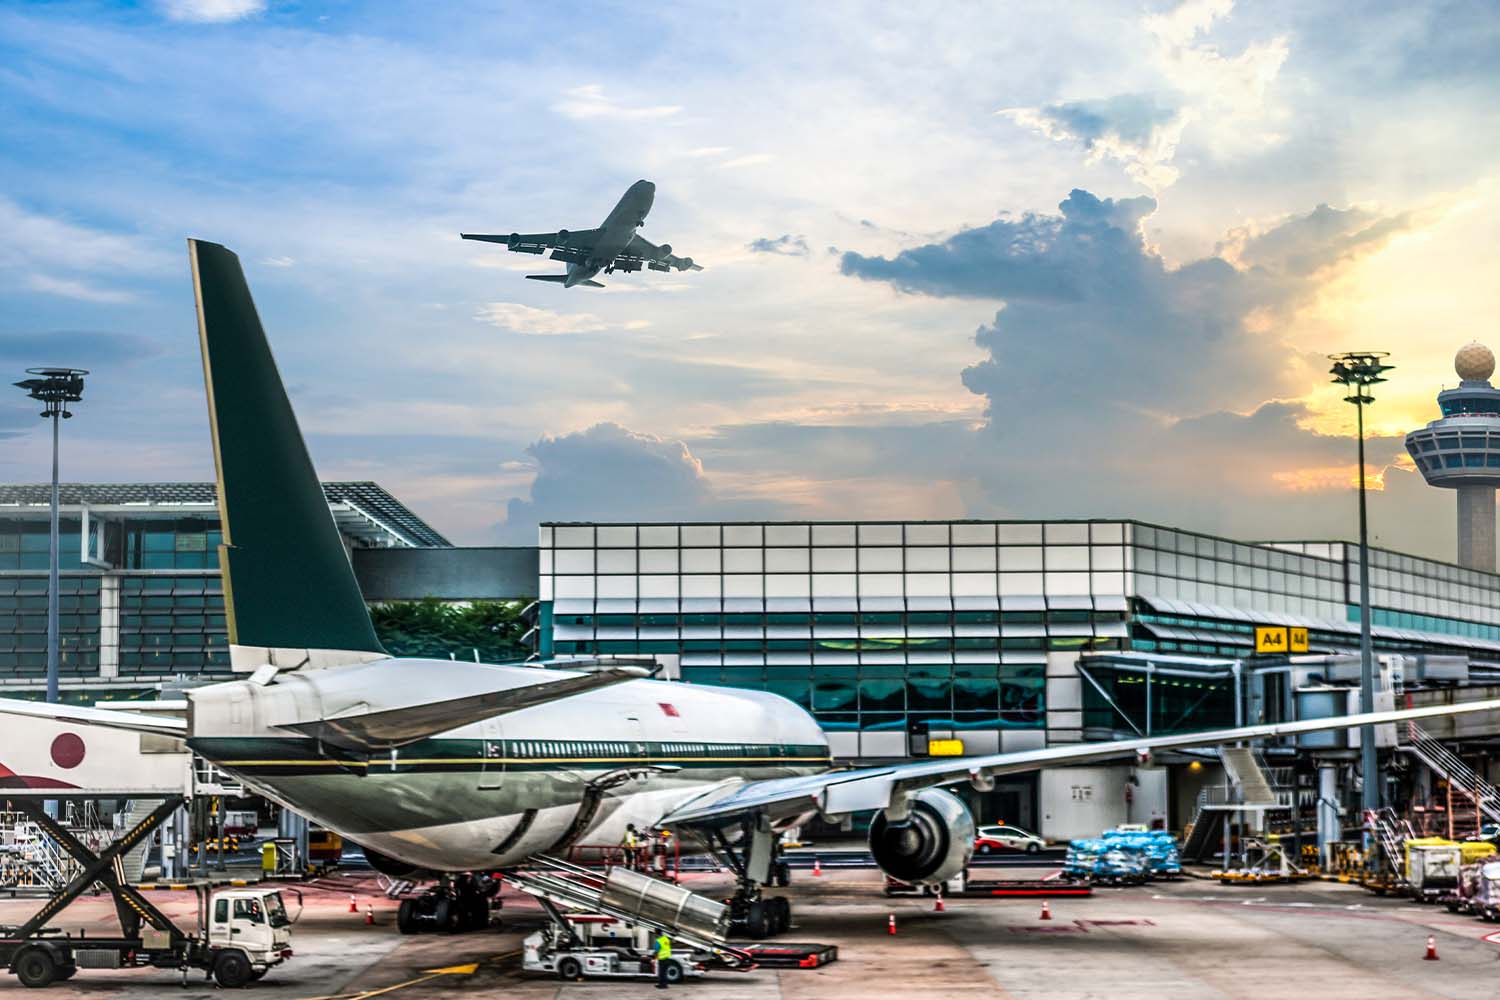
[974,825,1046,855]
[1406,842,1462,903]
[0,797,293,989]
[1444,858,1500,919]
[395,873,498,934]
[524,914,710,983]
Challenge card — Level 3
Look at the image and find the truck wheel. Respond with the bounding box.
[662,959,684,984]
[397,898,417,934]
[15,948,58,988]
[213,949,253,988]
[557,956,582,981]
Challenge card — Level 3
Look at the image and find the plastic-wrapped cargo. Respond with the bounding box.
[1447,855,1500,919]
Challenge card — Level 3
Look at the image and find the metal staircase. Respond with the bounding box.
[116,800,161,883]
[1219,747,1279,806]
[503,855,752,967]
[1369,807,1414,877]
[1402,722,1500,828]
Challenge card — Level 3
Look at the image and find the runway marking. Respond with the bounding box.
[301,949,519,1000]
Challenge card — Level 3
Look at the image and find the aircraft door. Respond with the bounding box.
[478,718,505,791]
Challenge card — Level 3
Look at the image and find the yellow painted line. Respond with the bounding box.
[421,963,478,974]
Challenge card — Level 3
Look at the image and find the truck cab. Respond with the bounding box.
[207,889,293,981]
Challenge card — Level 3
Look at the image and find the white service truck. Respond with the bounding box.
[524,914,706,984]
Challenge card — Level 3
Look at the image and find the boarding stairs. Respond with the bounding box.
[1401,722,1500,834]
[1182,749,1292,862]
[116,800,161,884]
[1368,807,1415,877]
[502,855,753,968]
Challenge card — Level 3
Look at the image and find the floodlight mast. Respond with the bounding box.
[1327,351,1393,859]
[12,368,88,705]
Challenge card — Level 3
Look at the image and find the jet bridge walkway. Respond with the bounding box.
[501,855,754,968]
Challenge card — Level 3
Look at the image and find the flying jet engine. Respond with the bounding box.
[866,787,974,885]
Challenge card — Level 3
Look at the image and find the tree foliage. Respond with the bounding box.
[368,598,532,663]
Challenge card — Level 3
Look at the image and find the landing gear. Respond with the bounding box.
[395,874,499,934]
[707,818,794,939]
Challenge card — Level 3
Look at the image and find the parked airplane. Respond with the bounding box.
[460,179,702,288]
[4,241,1500,940]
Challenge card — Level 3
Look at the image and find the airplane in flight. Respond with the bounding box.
[460,179,703,288]
[5,241,1500,944]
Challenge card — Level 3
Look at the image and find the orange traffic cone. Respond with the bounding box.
[348,894,357,913]
[365,904,375,926]
[934,892,945,913]
[887,913,897,935]
[813,857,822,877]
[1040,901,1052,921]
[1424,935,1438,961]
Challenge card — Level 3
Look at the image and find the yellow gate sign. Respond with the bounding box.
[1255,626,1309,654]
[1255,626,1288,654]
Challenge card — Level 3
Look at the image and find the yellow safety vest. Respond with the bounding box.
[625,832,638,848]
[655,935,671,959]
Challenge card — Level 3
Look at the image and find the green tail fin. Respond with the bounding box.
[189,240,385,657]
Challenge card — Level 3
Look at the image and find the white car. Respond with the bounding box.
[975,824,1046,854]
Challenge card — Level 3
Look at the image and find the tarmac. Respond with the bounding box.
[4,867,1500,998]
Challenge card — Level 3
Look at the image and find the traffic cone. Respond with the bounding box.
[887,913,897,935]
[934,892,945,913]
[1424,935,1438,961]
[365,904,375,926]
[348,894,358,914]
[1040,900,1052,921]
[813,857,822,877]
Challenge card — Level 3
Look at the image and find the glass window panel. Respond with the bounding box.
[858,573,902,597]
[766,548,809,573]
[639,549,678,573]
[906,548,949,572]
[597,550,635,573]
[681,525,720,547]
[905,574,950,597]
[682,575,721,598]
[812,524,856,546]
[1048,546,1089,571]
[765,574,809,598]
[1090,523,1124,544]
[998,523,1042,544]
[723,549,762,573]
[1045,572,1090,595]
[555,526,594,547]
[858,523,903,545]
[1046,523,1089,544]
[723,575,763,598]
[905,523,949,545]
[639,575,679,598]
[999,573,1043,595]
[952,573,996,597]
[812,574,856,597]
[682,549,722,573]
[952,547,996,571]
[555,550,593,574]
[723,524,762,546]
[596,576,636,599]
[1090,547,1124,571]
[638,525,678,547]
[813,548,857,572]
[596,526,635,548]
[999,547,1043,571]
[765,524,809,546]
[860,547,902,571]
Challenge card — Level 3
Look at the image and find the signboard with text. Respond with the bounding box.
[1254,626,1309,654]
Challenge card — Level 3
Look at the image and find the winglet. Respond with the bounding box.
[189,240,386,666]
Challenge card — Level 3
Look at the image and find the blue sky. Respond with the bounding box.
[1,1,1498,556]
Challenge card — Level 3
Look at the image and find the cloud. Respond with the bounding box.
[747,234,810,256]
[0,330,163,365]
[1001,95,1191,191]
[840,187,1422,540]
[157,0,267,23]
[501,423,791,539]
[262,256,295,268]
[24,275,137,304]
[719,154,773,169]
[474,302,608,335]
[552,85,681,121]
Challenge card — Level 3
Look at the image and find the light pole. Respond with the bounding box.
[1328,351,1393,839]
[13,368,87,704]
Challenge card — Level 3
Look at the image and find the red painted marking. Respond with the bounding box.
[49,733,85,769]
[658,703,679,717]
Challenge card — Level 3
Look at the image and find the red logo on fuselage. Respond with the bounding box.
[658,703,679,717]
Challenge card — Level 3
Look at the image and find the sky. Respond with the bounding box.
[1,1,1498,557]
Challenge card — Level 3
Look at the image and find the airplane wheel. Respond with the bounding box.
[397,898,418,934]
[431,896,453,932]
[744,900,770,939]
[557,957,582,981]
[771,896,791,935]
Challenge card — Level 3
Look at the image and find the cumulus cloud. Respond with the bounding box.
[747,234,810,256]
[839,188,1421,540]
[501,423,790,539]
[1001,95,1191,191]
[474,302,608,336]
[157,0,266,23]
[552,85,681,121]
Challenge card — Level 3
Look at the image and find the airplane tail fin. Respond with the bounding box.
[188,240,386,670]
[525,274,605,288]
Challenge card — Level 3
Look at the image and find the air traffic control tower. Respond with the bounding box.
[1405,342,1500,571]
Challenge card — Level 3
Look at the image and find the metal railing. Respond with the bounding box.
[1403,722,1500,827]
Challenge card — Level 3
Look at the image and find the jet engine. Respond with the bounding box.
[556,229,570,243]
[359,844,425,879]
[655,243,673,259]
[507,232,520,248]
[677,257,694,270]
[867,788,974,885]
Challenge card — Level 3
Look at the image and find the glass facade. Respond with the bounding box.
[539,519,1500,746]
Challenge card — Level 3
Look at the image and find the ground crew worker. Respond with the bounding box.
[623,823,640,870]
[653,930,672,989]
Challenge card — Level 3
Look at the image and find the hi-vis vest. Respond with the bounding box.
[655,934,672,959]
[625,831,639,848]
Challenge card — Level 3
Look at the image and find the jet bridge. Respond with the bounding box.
[502,856,753,968]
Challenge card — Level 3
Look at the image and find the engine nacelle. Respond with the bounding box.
[556,228,570,243]
[359,844,426,879]
[867,788,974,885]
[655,243,673,259]
[507,232,520,248]
[677,256,694,270]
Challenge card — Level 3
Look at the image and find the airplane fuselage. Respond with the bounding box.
[565,179,655,287]
[188,659,827,871]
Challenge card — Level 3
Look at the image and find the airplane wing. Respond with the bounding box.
[660,697,1500,828]
[460,229,603,260]
[272,663,652,753]
[0,697,187,738]
[621,234,704,272]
